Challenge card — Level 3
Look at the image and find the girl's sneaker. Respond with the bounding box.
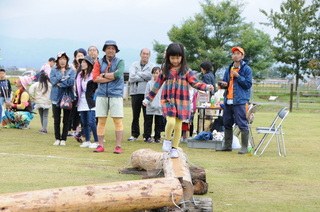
[60,140,66,146]
[80,142,92,147]
[170,148,179,158]
[53,140,60,146]
[162,140,172,152]
[113,146,122,154]
[89,142,99,149]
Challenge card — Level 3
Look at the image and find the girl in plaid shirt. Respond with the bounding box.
[143,42,214,158]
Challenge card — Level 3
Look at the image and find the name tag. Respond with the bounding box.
[227,99,233,105]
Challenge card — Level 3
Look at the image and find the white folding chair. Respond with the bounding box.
[254,107,289,157]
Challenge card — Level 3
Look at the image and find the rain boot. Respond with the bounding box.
[216,129,233,151]
[238,130,249,154]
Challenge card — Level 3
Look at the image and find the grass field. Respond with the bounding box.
[1,103,320,211]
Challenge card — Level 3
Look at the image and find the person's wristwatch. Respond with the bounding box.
[102,73,105,78]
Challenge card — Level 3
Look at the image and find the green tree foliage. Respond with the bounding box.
[234,23,274,81]
[153,0,274,81]
[152,40,167,65]
[260,0,320,90]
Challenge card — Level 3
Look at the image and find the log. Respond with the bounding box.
[162,148,194,202]
[189,166,206,182]
[192,179,209,195]
[131,148,164,170]
[0,178,183,212]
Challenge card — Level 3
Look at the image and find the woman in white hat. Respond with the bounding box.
[50,52,76,146]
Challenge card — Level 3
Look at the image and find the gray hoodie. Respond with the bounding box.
[144,78,163,116]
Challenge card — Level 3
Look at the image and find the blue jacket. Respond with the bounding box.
[50,68,76,104]
[222,59,252,105]
[95,57,124,98]
[202,72,216,96]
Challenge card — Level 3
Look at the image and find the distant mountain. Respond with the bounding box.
[0,35,155,71]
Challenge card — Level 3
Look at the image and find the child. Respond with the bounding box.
[29,72,52,134]
[143,42,214,158]
[144,67,163,143]
[0,69,12,119]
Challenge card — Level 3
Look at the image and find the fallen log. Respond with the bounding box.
[131,148,164,170]
[0,178,183,212]
[162,148,194,202]
[127,148,208,196]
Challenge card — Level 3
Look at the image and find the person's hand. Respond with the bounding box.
[231,70,239,78]
[209,85,214,92]
[219,81,228,87]
[142,102,147,106]
[5,101,13,109]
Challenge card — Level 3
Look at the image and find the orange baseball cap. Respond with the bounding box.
[231,47,245,55]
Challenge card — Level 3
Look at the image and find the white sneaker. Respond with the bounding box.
[80,142,92,147]
[53,140,60,146]
[170,148,179,158]
[162,140,172,152]
[127,136,138,141]
[89,142,99,148]
[60,140,66,146]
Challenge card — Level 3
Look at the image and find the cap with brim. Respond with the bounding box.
[57,52,70,60]
[102,40,120,53]
[79,55,95,66]
[231,47,244,55]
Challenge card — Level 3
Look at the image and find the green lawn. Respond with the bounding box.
[1,104,320,211]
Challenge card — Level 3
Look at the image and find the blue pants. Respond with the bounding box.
[80,110,98,142]
[223,104,248,131]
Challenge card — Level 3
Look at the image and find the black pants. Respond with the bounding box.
[69,100,80,131]
[144,114,162,140]
[130,94,146,138]
[210,116,224,132]
[52,104,72,140]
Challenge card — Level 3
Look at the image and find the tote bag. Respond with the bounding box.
[60,93,73,110]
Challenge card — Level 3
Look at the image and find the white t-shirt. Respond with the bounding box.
[77,78,95,111]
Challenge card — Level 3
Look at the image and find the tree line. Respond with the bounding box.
[152,0,320,91]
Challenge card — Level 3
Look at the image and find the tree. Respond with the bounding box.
[234,23,274,81]
[152,40,167,65]
[260,0,320,90]
[153,0,274,81]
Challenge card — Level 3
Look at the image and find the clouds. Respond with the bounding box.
[0,0,315,54]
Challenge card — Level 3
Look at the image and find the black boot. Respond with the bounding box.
[238,130,249,154]
[216,129,233,151]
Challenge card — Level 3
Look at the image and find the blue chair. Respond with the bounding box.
[254,107,289,157]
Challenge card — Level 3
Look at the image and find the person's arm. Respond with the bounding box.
[50,69,61,86]
[59,69,76,88]
[7,92,30,110]
[95,60,125,83]
[235,66,252,90]
[28,83,36,100]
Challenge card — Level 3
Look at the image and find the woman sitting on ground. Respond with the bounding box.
[2,76,34,129]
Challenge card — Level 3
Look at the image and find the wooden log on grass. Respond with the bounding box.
[0,178,183,212]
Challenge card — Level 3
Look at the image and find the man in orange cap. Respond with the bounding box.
[216,47,252,154]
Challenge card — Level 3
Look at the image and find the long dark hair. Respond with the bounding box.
[38,72,50,95]
[80,60,94,79]
[73,50,83,70]
[161,42,187,77]
[56,55,70,70]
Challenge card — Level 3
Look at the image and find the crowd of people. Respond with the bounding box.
[0,42,252,157]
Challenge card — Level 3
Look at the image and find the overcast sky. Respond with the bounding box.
[0,0,314,54]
